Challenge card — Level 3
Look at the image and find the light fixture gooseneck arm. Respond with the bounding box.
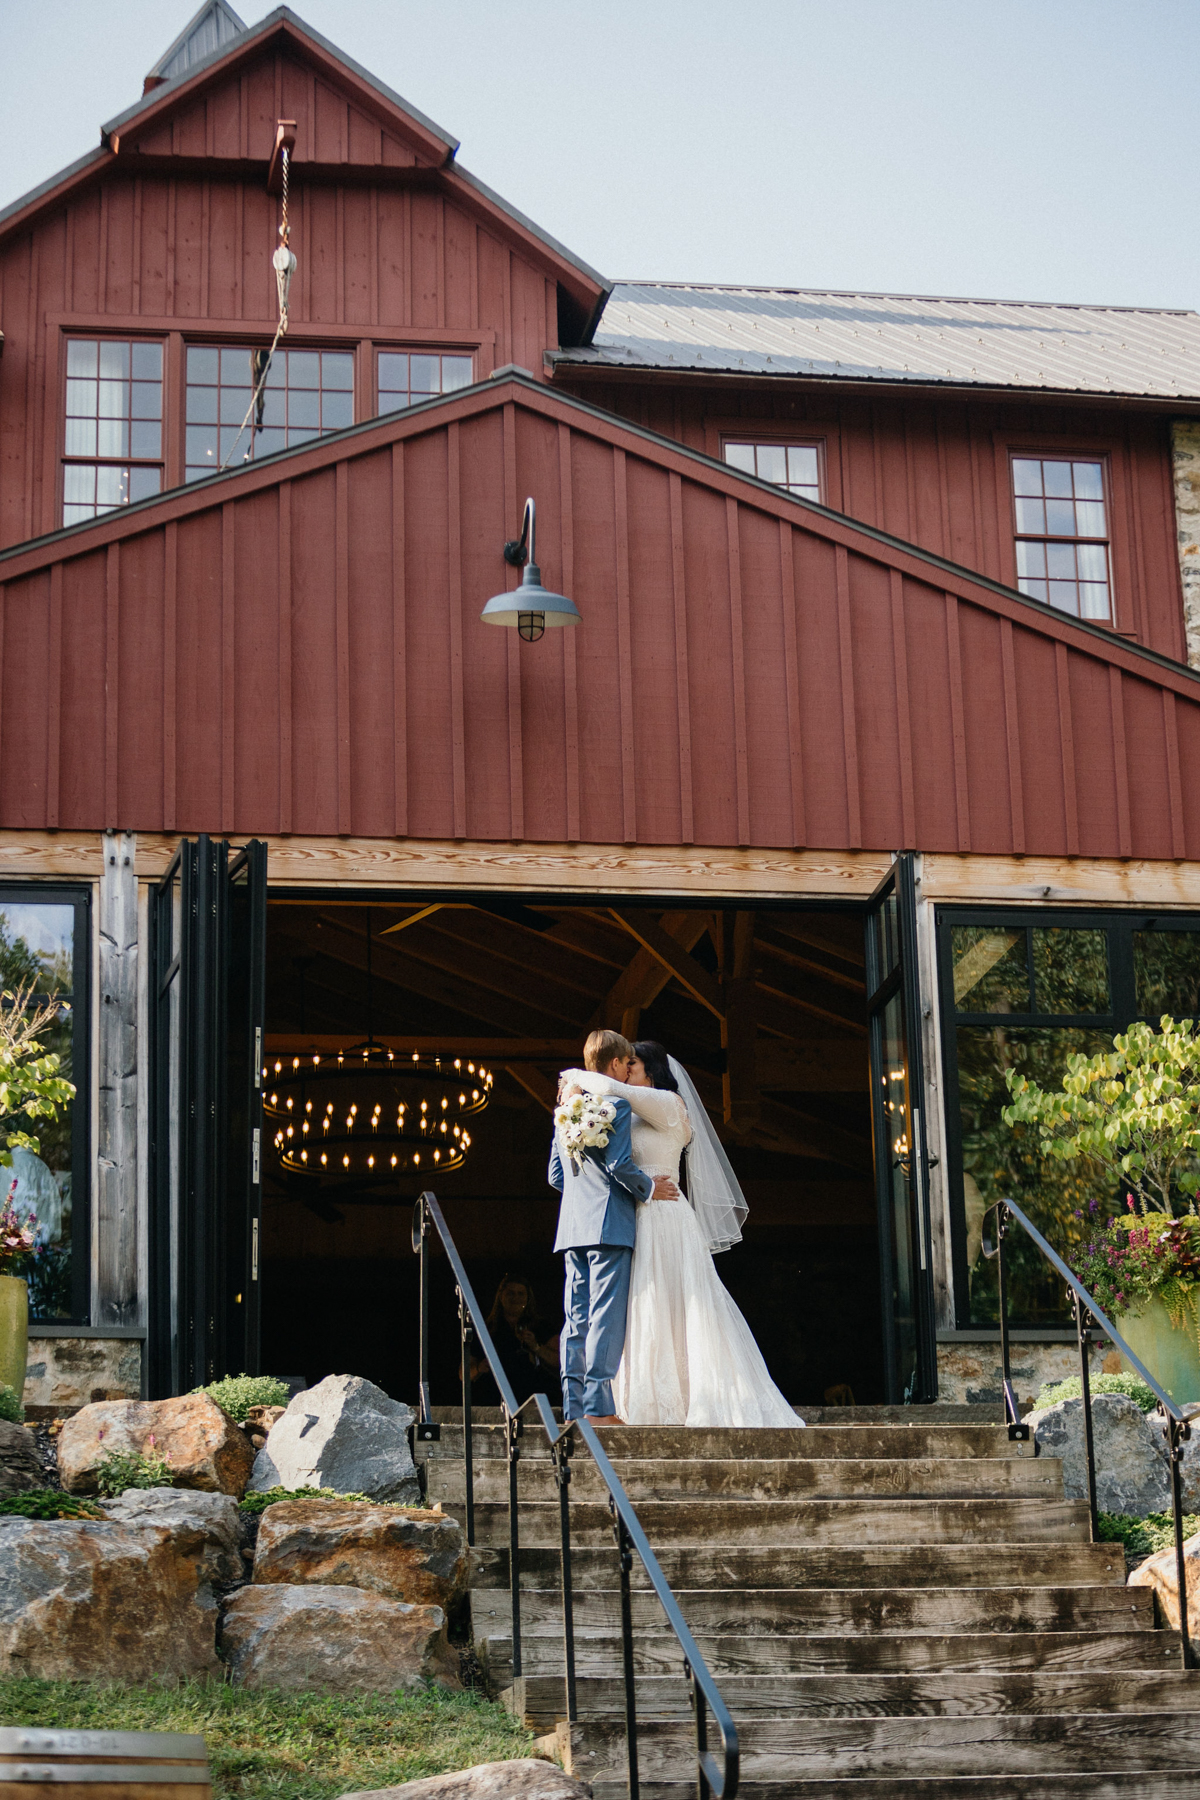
[503,498,536,570]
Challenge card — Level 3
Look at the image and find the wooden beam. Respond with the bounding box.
[607,910,724,1018]
[379,903,452,934]
[756,931,867,994]
[756,1040,869,1092]
[266,1036,583,1060]
[739,1097,874,1174]
[723,910,759,1130]
[588,911,709,1031]
[766,916,866,969]
[503,1064,559,1114]
[754,979,869,1038]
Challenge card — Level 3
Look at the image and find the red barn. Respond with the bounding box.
[6,2,1200,1419]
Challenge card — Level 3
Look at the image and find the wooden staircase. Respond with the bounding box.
[417,1406,1200,1796]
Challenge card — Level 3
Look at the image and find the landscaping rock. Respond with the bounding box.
[246,1375,419,1503]
[1026,1392,1171,1516]
[252,1498,467,1607]
[1149,1401,1200,1511]
[99,1488,243,1587]
[337,1764,592,1800]
[1128,1528,1200,1630]
[243,1403,286,1449]
[0,1420,43,1496]
[219,1583,454,1692]
[57,1393,255,1497]
[0,1518,220,1680]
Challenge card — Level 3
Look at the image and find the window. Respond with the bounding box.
[377,351,473,413]
[62,339,163,524]
[185,346,355,483]
[724,441,822,502]
[0,889,90,1323]
[1011,456,1111,622]
[937,909,1200,1328]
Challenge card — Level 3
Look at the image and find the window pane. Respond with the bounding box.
[62,339,163,524]
[131,341,163,381]
[442,355,473,390]
[288,423,319,446]
[287,351,321,388]
[129,467,161,502]
[321,390,353,429]
[1048,580,1080,615]
[66,340,97,377]
[65,379,97,417]
[868,893,900,989]
[96,467,128,507]
[131,381,162,420]
[1018,577,1049,603]
[129,421,161,459]
[379,352,408,393]
[1042,460,1074,498]
[1079,582,1110,620]
[96,419,129,459]
[1076,542,1108,581]
[256,427,287,456]
[63,467,94,504]
[1015,540,1046,578]
[1135,930,1200,1020]
[1075,500,1107,538]
[186,425,219,468]
[323,353,355,390]
[1031,927,1109,1013]
[1046,542,1076,578]
[187,385,218,424]
[1011,458,1043,496]
[1072,461,1104,500]
[288,389,320,428]
[62,504,92,525]
[787,445,819,487]
[951,926,1029,1012]
[1045,499,1076,536]
[188,346,220,384]
[98,341,130,379]
[97,379,128,419]
[409,354,440,394]
[724,443,756,474]
[63,418,97,458]
[1014,498,1045,534]
[756,445,787,484]
[221,346,251,382]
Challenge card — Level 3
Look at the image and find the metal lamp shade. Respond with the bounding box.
[479,562,581,639]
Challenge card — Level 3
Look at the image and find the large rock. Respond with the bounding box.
[0,1519,220,1680]
[253,1499,467,1608]
[219,1583,454,1692]
[0,1420,43,1496]
[1129,1528,1200,1631]
[99,1488,243,1588]
[1150,1402,1200,1511]
[247,1375,418,1503]
[1026,1392,1171,1516]
[338,1764,592,1800]
[57,1393,255,1497]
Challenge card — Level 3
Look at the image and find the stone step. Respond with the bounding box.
[450,1495,1092,1548]
[469,1541,1124,1591]
[506,1667,1200,1726]
[586,1776,1200,1800]
[417,1424,1026,1462]
[557,1711,1200,1782]
[472,1584,1154,1642]
[479,1628,1181,1683]
[427,1456,1062,1505]
[428,1403,1004,1426]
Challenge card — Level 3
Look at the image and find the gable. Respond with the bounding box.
[0,375,1195,859]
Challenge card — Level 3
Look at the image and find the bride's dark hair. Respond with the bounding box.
[633,1040,678,1092]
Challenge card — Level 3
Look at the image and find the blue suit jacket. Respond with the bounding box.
[548,1097,653,1252]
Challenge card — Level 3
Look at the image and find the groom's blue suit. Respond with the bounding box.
[549,1099,652,1419]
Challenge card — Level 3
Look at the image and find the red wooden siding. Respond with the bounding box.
[555,375,1188,665]
[1,374,1197,861]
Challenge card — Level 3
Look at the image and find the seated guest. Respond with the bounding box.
[462,1274,560,1407]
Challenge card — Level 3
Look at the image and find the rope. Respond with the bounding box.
[220,146,295,472]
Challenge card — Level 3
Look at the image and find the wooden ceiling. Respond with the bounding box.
[264,901,872,1184]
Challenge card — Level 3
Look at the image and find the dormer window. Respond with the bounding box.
[62,339,163,525]
[723,440,822,504]
[1012,456,1111,622]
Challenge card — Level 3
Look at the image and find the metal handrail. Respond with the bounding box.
[411,1189,739,1800]
[982,1196,1194,1670]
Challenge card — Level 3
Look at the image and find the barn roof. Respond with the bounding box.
[551,281,1200,402]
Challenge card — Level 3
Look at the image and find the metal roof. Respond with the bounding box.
[551,282,1200,399]
[147,0,247,84]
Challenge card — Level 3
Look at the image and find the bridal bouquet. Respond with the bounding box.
[555,1093,618,1175]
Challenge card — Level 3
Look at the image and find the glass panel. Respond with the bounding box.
[288,389,320,428]
[1048,580,1080,615]
[131,342,163,380]
[756,445,787,484]
[65,379,98,417]
[1045,499,1077,535]
[1018,578,1049,603]
[787,446,820,487]
[98,342,130,379]
[220,347,249,381]
[97,380,128,420]
[951,926,1029,1012]
[63,467,94,505]
[188,346,220,384]
[66,340,98,377]
[187,385,217,424]
[219,385,250,424]
[442,355,473,390]
[1073,461,1104,499]
[378,352,408,393]
[1043,461,1074,498]
[724,443,756,474]
[323,353,355,390]
[96,467,128,508]
[63,419,97,457]
[956,1024,1119,1324]
[880,990,918,1396]
[186,425,219,468]
[1135,930,1200,1020]
[1075,500,1107,538]
[97,419,129,459]
[321,390,353,429]
[131,382,162,420]
[1076,542,1108,581]
[1031,927,1109,1013]
[869,892,901,991]
[287,351,320,388]
[1012,458,1043,495]
[1046,542,1076,578]
[1014,498,1045,534]
[255,427,286,456]
[409,354,440,394]
[1015,540,1046,578]
[130,421,161,459]
[129,467,161,502]
[1079,583,1110,620]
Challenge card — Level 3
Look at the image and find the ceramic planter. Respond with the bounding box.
[0,1272,28,1404]
[1118,1293,1200,1405]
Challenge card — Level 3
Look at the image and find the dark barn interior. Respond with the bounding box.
[259,898,883,1407]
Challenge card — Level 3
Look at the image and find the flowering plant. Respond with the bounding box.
[554,1093,618,1175]
[0,1178,35,1276]
[1069,1194,1200,1345]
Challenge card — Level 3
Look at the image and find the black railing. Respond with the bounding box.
[983,1196,1194,1670]
[411,1190,739,1800]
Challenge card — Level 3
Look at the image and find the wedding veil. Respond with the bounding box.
[668,1055,748,1253]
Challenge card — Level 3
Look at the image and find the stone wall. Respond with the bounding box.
[1171,420,1200,668]
[24,1336,142,1414]
[938,1337,1121,1408]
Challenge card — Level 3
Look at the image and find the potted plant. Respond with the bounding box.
[1003,1016,1200,1404]
[0,979,75,1405]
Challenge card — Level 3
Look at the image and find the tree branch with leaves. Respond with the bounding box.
[0,981,75,1167]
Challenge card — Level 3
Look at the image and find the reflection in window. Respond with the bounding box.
[1012,456,1111,622]
[1031,928,1109,1014]
[63,339,163,524]
[724,441,821,503]
[1135,930,1200,1021]
[377,352,473,413]
[952,927,1028,1012]
[0,901,80,1322]
[185,346,355,483]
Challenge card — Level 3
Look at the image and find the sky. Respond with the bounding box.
[2,0,1197,309]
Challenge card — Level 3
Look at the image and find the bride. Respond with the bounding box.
[561,1041,802,1428]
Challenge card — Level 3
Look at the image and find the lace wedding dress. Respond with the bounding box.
[568,1071,802,1428]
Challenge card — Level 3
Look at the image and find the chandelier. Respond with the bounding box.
[264,1046,493,1179]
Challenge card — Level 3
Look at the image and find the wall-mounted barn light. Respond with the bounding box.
[479,497,581,640]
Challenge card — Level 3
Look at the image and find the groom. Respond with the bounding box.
[548,1029,678,1423]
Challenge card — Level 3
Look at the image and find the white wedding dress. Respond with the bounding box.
[568,1070,802,1428]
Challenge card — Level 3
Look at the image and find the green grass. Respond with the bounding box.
[0,1679,538,1799]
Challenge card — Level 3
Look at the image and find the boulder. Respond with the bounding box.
[0,1420,43,1496]
[1150,1401,1200,1511]
[1026,1392,1171,1516]
[99,1488,243,1588]
[57,1393,255,1497]
[243,1403,286,1449]
[337,1765,591,1800]
[247,1375,419,1503]
[1129,1528,1200,1631]
[219,1583,454,1692]
[252,1498,467,1607]
[0,1518,220,1680]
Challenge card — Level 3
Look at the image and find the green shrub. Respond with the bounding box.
[195,1373,291,1424]
[1034,1370,1159,1413]
[93,1445,173,1498]
[0,1381,23,1423]
[239,1486,376,1514]
[0,1489,106,1520]
[1098,1510,1200,1560]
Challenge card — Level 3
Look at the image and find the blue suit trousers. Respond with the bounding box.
[560,1244,633,1419]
